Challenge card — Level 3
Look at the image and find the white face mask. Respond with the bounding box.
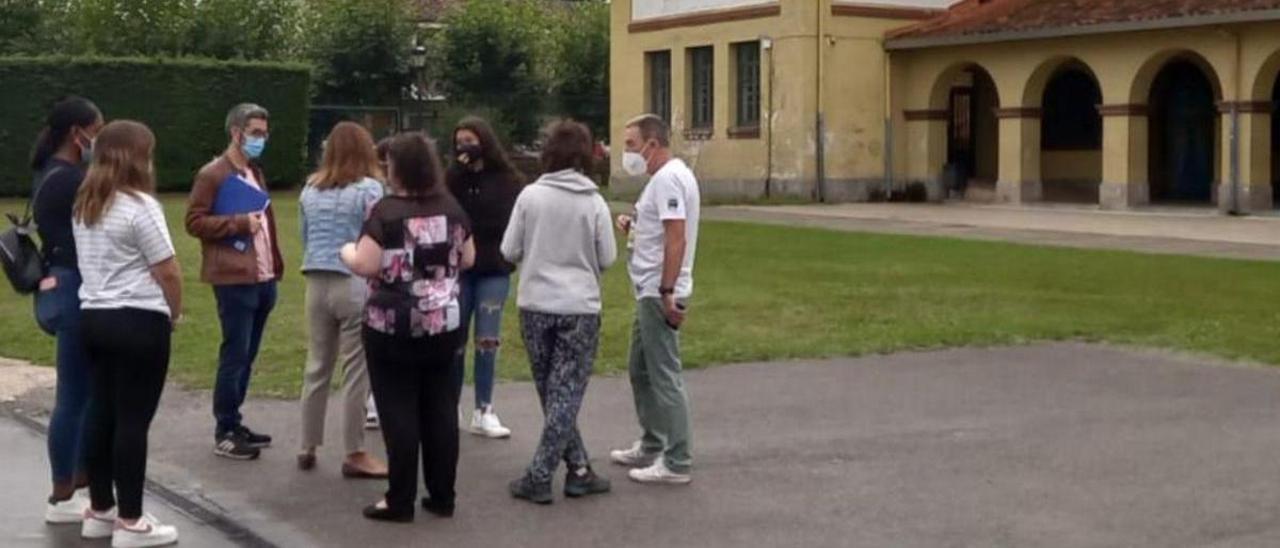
[622,150,648,176]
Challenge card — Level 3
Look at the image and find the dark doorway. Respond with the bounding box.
[947,67,999,188]
[1272,71,1280,207]
[1148,60,1217,204]
[1041,65,1102,203]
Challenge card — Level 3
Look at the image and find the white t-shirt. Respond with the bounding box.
[627,158,701,300]
[74,192,176,317]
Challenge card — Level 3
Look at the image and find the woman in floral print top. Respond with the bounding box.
[341,132,475,523]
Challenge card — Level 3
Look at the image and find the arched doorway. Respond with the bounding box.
[1148,59,1219,205]
[941,66,1000,198]
[1272,70,1280,207]
[1040,63,1102,203]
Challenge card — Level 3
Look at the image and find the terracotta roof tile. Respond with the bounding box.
[888,0,1280,42]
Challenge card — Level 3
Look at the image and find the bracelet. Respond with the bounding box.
[659,287,675,296]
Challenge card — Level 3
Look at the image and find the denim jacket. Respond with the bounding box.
[300,177,385,275]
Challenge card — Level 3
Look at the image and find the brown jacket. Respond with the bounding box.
[185,155,285,285]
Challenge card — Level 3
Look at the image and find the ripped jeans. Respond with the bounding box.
[452,272,511,409]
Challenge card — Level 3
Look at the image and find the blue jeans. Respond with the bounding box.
[452,273,510,409]
[213,282,277,437]
[35,266,91,485]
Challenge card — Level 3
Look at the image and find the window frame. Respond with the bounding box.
[687,45,715,136]
[731,41,762,136]
[645,50,672,124]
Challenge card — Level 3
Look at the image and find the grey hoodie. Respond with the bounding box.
[501,169,617,315]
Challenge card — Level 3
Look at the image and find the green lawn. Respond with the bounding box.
[3,194,1280,398]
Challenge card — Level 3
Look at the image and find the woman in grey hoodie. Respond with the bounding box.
[501,121,617,504]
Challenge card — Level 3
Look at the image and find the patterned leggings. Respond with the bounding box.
[519,311,601,485]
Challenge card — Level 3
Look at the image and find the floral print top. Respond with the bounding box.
[361,194,471,338]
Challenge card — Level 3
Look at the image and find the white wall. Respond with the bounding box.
[833,0,954,7]
[632,0,777,20]
[633,1,954,20]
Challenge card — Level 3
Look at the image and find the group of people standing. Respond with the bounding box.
[27,92,699,546]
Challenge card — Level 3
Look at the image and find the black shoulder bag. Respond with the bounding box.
[1,170,57,294]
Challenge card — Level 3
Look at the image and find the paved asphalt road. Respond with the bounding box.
[11,342,1280,547]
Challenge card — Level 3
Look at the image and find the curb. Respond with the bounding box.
[0,401,280,548]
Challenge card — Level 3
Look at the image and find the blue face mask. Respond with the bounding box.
[242,135,267,160]
[76,129,95,165]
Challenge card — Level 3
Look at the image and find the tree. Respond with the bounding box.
[439,0,553,143]
[0,0,47,55]
[301,0,417,105]
[187,0,304,61]
[70,0,197,56]
[549,0,610,139]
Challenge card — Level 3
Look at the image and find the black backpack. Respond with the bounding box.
[1,169,59,294]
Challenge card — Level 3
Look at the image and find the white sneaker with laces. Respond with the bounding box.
[45,493,89,524]
[628,458,692,485]
[81,507,117,539]
[610,441,659,467]
[469,407,512,439]
[112,513,179,548]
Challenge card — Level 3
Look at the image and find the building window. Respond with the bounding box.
[646,51,671,123]
[733,41,761,132]
[688,46,714,132]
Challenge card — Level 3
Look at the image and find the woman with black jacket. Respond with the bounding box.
[445,117,524,439]
[30,96,104,524]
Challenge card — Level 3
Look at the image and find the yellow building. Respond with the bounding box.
[610,0,1280,213]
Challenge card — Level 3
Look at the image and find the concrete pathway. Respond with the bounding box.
[0,410,232,547]
[11,343,1280,547]
[707,203,1280,261]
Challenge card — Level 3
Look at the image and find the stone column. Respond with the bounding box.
[1217,101,1274,213]
[994,107,1042,204]
[1097,104,1149,209]
[904,109,949,202]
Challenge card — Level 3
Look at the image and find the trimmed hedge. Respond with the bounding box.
[0,56,312,196]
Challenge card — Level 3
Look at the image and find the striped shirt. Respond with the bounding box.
[73,192,176,317]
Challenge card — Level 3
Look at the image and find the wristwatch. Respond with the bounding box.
[658,286,675,296]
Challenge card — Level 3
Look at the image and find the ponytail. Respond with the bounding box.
[29,127,55,171]
[29,96,102,171]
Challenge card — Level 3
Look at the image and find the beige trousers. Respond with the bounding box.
[299,272,369,454]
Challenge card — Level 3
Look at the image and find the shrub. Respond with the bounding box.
[0,56,311,196]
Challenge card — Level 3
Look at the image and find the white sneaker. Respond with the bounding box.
[365,395,379,430]
[610,441,659,467]
[45,493,89,524]
[81,507,116,539]
[469,407,512,439]
[628,458,692,485]
[112,513,179,548]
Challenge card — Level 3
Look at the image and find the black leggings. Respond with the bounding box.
[364,328,462,512]
[82,308,171,520]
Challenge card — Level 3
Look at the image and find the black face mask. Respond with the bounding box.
[456,143,483,167]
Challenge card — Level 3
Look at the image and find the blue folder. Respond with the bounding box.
[212,174,270,252]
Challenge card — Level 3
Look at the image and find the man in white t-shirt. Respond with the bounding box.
[609,114,700,485]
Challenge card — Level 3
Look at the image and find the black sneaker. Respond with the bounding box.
[509,476,553,505]
[234,425,272,448]
[564,468,612,498]
[214,431,261,460]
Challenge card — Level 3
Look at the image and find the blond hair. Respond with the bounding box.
[308,121,383,190]
[74,120,156,227]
